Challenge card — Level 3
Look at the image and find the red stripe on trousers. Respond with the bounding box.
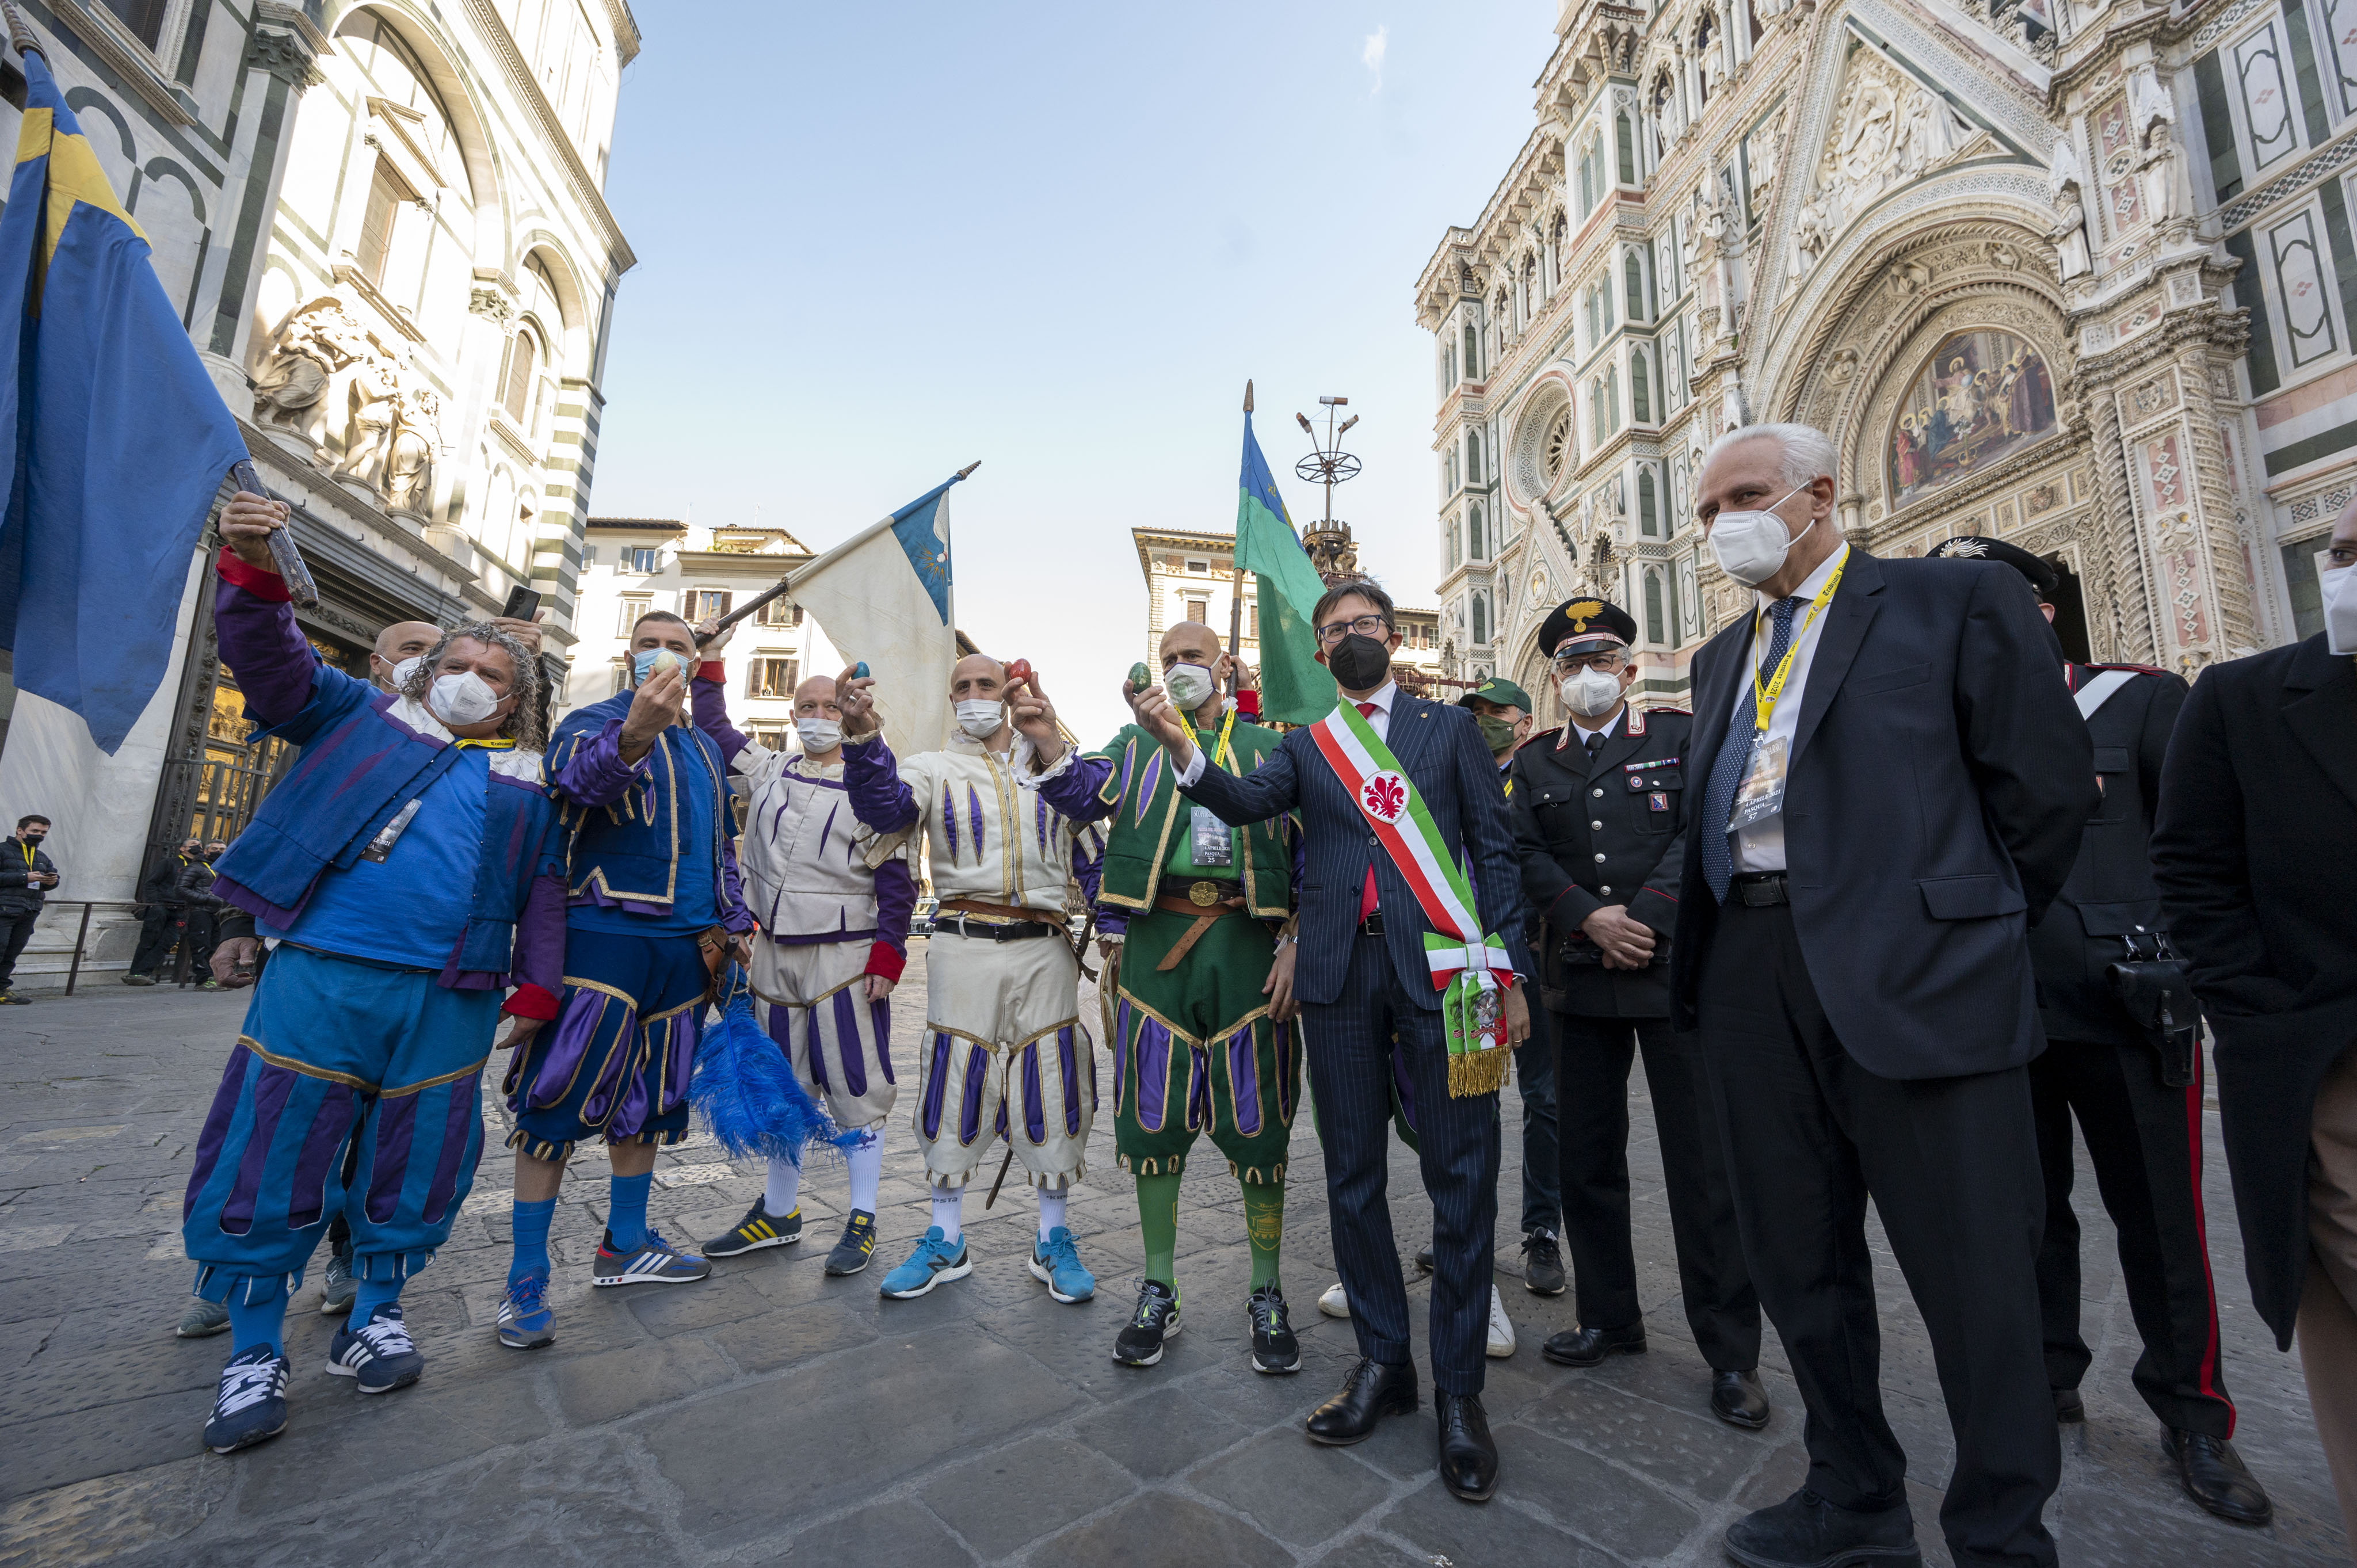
[2183,1052,2234,1437]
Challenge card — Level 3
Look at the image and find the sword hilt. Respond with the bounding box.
[228,457,319,609]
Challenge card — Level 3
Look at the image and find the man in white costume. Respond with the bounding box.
[837,654,1114,1303]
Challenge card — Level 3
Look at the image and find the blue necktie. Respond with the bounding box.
[1701,596,1803,902]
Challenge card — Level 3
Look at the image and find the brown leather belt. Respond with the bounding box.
[1151,885,1244,971]
[940,897,1044,923]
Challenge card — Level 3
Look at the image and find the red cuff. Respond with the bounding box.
[696,661,726,684]
[1234,689,1260,718]
[501,982,560,1021]
[864,942,906,983]
[215,545,292,602]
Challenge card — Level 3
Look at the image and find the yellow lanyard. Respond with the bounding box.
[1749,550,1848,735]
[1197,705,1238,773]
[452,737,517,751]
[18,844,32,871]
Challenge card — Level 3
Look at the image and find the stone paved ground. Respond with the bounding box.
[0,947,2346,1567]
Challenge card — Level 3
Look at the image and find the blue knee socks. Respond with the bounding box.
[508,1197,557,1287]
[225,1281,289,1358]
[607,1172,653,1252]
[347,1275,402,1332]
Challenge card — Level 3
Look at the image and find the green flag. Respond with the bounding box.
[1235,411,1334,724]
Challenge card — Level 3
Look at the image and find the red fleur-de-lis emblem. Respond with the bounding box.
[1363,772,1408,822]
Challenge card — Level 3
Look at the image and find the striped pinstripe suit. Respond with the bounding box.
[1180,683,1532,1393]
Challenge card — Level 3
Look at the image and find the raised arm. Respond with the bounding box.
[690,662,752,770]
[841,735,922,834]
[1955,566,2097,923]
[1180,741,1303,827]
[546,715,649,808]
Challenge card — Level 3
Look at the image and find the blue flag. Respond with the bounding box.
[0,52,247,754]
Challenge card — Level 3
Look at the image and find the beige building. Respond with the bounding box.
[562,518,841,752]
[1420,0,2344,712]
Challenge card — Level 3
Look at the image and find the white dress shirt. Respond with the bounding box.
[1726,542,1850,873]
[1572,708,1623,749]
[1174,680,1398,786]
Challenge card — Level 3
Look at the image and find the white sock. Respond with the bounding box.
[847,1131,882,1215]
[1037,1187,1067,1242]
[764,1157,800,1218]
[930,1182,963,1243]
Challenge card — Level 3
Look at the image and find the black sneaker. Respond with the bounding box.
[1521,1229,1567,1296]
[1112,1280,1181,1367]
[703,1197,802,1258]
[825,1210,879,1276]
[0,992,29,1005]
[593,1228,712,1287]
[204,1345,290,1453]
[326,1302,425,1394]
[1249,1283,1300,1375]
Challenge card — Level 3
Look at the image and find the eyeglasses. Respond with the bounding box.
[1551,651,1626,674]
[1314,614,1392,646]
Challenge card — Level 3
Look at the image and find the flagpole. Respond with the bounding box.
[0,1,40,59]
[1229,381,1251,698]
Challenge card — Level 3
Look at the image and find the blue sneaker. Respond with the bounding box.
[326,1302,424,1394]
[498,1271,555,1349]
[593,1229,712,1287]
[879,1227,971,1299]
[1028,1226,1094,1304]
[203,1345,289,1453]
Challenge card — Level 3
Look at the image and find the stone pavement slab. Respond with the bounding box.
[0,952,2344,1567]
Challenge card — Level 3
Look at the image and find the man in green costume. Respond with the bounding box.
[1092,620,1303,1372]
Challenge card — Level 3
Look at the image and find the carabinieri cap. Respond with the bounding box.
[1925,535,2059,600]
[1537,597,1639,658]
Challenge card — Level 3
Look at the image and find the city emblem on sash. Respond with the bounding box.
[1361,772,1408,823]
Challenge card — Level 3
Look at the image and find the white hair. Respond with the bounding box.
[1701,422,1838,491]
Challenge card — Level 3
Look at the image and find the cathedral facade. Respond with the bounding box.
[1419,0,2350,706]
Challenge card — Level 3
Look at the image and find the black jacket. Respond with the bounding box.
[1509,707,1689,1018]
[139,852,192,910]
[2028,663,2187,1044]
[2152,632,2357,1348]
[176,858,227,911]
[1669,550,2095,1078]
[0,839,60,917]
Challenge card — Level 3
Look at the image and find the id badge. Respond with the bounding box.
[1725,734,1790,833]
[1189,804,1233,867]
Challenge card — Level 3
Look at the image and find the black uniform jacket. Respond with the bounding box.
[1508,707,1689,1018]
[1667,551,2095,1079]
[2028,662,2187,1046]
[2153,631,2357,1348]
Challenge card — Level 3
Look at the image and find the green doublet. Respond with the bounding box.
[1091,718,1299,1182]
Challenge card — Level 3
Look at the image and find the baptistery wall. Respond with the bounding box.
[1419,0,2343,713]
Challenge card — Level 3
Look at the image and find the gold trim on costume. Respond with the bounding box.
[238,1036,374,1092]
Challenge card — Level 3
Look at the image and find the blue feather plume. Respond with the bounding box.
[690,966,860,1166]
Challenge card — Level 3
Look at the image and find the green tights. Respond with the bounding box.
[1135,1170,1284,1296]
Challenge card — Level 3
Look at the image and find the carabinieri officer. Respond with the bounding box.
[1504,597,1765,1432]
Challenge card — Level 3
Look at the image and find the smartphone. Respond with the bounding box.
[500,585,542,621]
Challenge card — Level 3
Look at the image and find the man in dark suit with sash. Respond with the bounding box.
[1129,578,1531,1505]
[1673,424,2093,1568]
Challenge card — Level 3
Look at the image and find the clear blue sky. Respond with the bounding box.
[592,2,1560,743]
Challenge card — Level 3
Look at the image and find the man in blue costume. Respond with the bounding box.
[495,611,754,1347]
[185,493,566,1453]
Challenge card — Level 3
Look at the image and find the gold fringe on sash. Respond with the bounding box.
[1447,1046,1511,1099]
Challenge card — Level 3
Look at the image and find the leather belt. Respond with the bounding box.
[1358,911,1385,937]
[941,897,1042,923]
[1730,872,1791,907]
[933,913,1059,942]
[1151,886,1245,971]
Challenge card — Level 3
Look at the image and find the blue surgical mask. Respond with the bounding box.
[632,648,684,682]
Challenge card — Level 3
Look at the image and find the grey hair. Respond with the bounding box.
[398,621,546,750]
[1701,422,1839,491]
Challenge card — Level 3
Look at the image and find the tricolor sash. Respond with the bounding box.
[1310,702,1513,1097]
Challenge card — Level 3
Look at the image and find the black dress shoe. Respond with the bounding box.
[1305,1356,1417,1446]
[1724,1489,1921,1568]
[1540,1321,1646,1368]
[1437,1391,1498,1503]
[1710,1368,1771,1430]
[2165,1428,2274,1525]
[1414,1243,1435,1273]
[2053,1387,2084,1424]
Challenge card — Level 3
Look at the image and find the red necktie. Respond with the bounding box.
[1357,702,1380,921]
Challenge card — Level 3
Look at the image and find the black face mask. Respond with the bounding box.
[1325,632,1392,692]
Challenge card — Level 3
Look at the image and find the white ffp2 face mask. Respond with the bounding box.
[954,699,1005,740]
[1561,666,1623,718]
[429,670,502,726]
[2322,563,2357,655]
[384,654,425,692]
[796,716,843,753]
[1707,483,1816,587]
[1162,662,1217,713]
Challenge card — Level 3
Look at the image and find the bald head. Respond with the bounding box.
[949,653,1006,701]
[1160,621,1223,668]
[792,674,838,718]
[371,620,441,690]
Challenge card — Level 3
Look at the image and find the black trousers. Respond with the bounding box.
[1299,931,1501,1395]
[1515,1004,1561,1237]
[1553,1011,1760,1369]
[0,909,38,991]
[2032,1036,2236,1437]
[1698,901,2057,1568]
[129,905,183,977]
[182,910,219,982]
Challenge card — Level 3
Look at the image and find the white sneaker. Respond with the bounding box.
[1486,1284,1516,1359]
[1317,1280,1350,1319]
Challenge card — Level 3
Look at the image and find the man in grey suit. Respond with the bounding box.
[1130,578,1532,1505]
[1673,424,2094,1568]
